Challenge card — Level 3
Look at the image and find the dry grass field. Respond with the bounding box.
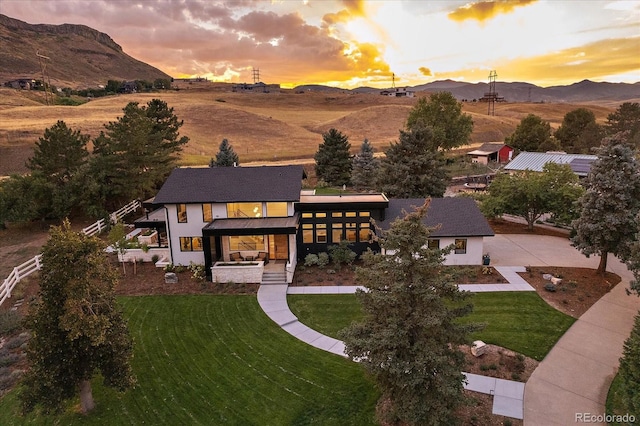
[0,87,618,175]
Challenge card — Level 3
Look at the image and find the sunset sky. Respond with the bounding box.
[1,0,638,88]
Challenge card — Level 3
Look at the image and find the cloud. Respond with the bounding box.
[419,67,432,76]
[448,0,536,22]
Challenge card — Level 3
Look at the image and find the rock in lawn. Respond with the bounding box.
[165,272,178,284]
[471,340,487,357]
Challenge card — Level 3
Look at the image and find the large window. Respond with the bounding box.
[302,224,313,243]
[266,202,288,217]
[227,202,262,218]
[180,237,202,251]
[428,239,440,250]
[359,223,371,242]
[202,204,213,222]
[332,223,343,243]
[229,235,264,250]
[316,224,327,243]
[345,223,357,242]
[454,239,467,254]
[177,204,187,223]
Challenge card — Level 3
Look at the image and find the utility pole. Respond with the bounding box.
[36,51,53,106]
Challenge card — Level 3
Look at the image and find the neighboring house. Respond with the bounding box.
[504,152,597,177]
[467,143,514,165]
[376,198,495,266]
[4,79,36,90]
[380,87,415,97]
[232,82,281,93]
[145,165,495,282]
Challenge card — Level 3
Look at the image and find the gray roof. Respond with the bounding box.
[468,142,508,155]
[153,165,304,204]
[568,158,597,176]
[377,198,495,237]
[505,152,597,175]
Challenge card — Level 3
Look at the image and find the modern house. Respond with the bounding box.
[504,152,597,177]
[467,143,514,165]
[143,165,494,282]
[380,87,415,97]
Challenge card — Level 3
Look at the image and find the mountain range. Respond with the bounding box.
[1,13,638,102]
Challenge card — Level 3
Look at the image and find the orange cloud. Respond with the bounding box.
[435,37,640,86]
[419,67,432,76]
[449,0,536,22]
[341,0,366,17]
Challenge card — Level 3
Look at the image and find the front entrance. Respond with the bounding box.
[269,234,289,260]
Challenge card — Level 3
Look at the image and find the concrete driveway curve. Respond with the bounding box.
[484,234,640,425]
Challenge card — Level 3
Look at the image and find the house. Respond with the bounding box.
[504,152,597,177]
[380,87,415,97]
[467,143,514,165]
[376,198,495,265]
[145,165,495,282]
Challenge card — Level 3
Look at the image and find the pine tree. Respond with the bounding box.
[210,138,239,167]
[20,221,135,415]
[340,201,478,425]
[618,312,640,417]
[571,137,640,274]
[314,128,352,186]
[378,126,447,197]
[351,139,379,191]
[606,102,640,146]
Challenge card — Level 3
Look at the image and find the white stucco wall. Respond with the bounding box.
[166,203,207,266]
[382,236,488,266]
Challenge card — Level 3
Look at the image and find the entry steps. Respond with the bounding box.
[261,271,286,284]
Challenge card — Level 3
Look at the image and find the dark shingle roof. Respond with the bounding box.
[153,165,304,204]
[377,198,494,237]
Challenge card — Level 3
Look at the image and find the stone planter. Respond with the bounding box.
[211,261,264,283]
[138,231,158,245]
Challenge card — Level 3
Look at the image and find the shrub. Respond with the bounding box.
[151,254,160,263]
[188,262,206,281]
[164,263,175,272]
[619,314,640,417]
[0,311,22,335]
[328,240,357,269]
[304,254,319,267]
[317,252,330,268]
[544,283,557,292]
[141,243,149,253]
[5,332,29,350]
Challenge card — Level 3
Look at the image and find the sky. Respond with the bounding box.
[1,0,639,88]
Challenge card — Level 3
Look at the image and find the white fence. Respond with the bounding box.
[0,199,142,307]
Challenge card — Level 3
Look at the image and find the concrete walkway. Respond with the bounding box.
[485,234,640,425]
[258,263,534,420]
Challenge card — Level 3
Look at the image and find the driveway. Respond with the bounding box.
[484,234,640,425]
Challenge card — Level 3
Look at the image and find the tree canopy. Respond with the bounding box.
[340,201,478,425]
[210,138,239,167]
[377,126,447,197]
[20,221,135,415]
[554,108,602,154]
[617,312,640,418]
[314,128,352,186]
[405,92,473,150]
[350,138,379,191]
[505,114,557,152]
[606,102,640,147]
[571,138,640,274]
[481,163,584,230]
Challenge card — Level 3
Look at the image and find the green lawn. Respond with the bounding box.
[289,292,576,361]
[0,295,377,425]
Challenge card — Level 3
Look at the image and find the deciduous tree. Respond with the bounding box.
[481,163,584,230]
[554,108,602,154]
[572,138,640,274]
[378,126,447,197]
[210,138,239,167]
[350,139,379,191]
[340,201,478,425]
[314,128,352,186]
[405,91,473,150]
[20,221,135,415]
[505,114,557,152]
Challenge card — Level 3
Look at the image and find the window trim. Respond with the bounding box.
[180,236,203,251]
[454,239,467,254]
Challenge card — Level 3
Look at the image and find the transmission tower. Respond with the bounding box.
[252,68,260,84]
[487,70,497,116]
[391,73,396,89]
[36,51,53,106]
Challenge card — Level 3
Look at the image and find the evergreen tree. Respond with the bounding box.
[378,126,447,197]
[405,91,473,150]
[314,128,352,186]
[351,139,379,191]
[88,100,188,211]
[340,201,478,425]
[20,221,135,415]
[554,108,603,154]
[505,114,556,152]
[572,137,640,274]
[606,102,640,147]
[618,312,640,418]
[210,138,239,167]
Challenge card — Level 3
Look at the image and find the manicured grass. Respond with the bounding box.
[289,292,576,361]
[0,295,377,425]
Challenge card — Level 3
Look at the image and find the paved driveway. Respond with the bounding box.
[483,234,640,425]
